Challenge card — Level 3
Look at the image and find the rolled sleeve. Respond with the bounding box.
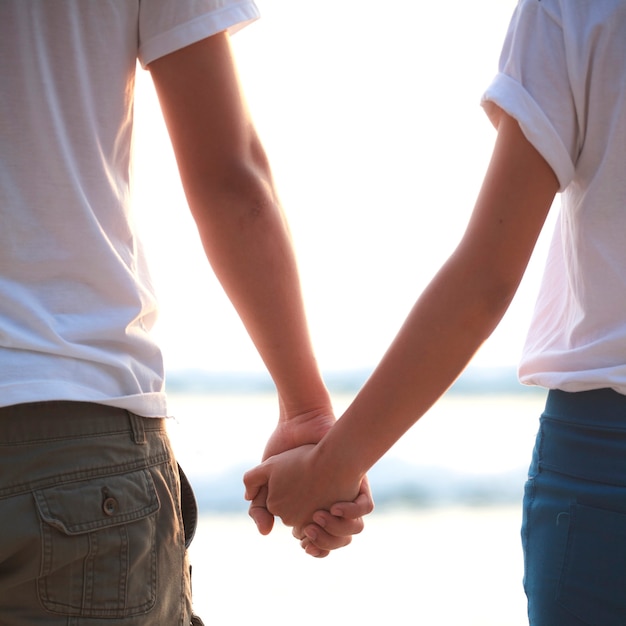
[479,0,579,191]
[482,74,575,191]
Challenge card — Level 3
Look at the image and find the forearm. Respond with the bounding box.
[188,165,331,417]
[313,251,513,485]
[149,33,330,418]
[311,113,559,486]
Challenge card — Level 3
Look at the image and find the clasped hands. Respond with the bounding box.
[243,410,373,558]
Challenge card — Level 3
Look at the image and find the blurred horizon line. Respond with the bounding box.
[165,364,542,397]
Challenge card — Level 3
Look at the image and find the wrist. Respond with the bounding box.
[276,375,332,423]
[312,428,366,497]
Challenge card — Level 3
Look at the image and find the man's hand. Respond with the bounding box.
[244,442,372,557]
[247,473,373,557]
[248,405,335,536]
[246,404,373,556]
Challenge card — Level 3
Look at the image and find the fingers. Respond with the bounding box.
[244,463,373,556]
[305,524,354,549]
[243,464,276,535]
[300,537,331,559]
[243,464,268,502]
[293,477,373,557]
[308,511,365,539]
[247,484,275,535]
[295,512,357,555]
[329,477,374,519]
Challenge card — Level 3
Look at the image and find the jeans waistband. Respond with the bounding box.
[539,389,626,485]
[544,388,626,429]
[0,401,164,446]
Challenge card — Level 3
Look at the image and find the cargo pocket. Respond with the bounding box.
[34,468,160,618]
[557,503,626,625]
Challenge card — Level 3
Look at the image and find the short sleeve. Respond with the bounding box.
[480,0,577,190]
[138,0,260,68]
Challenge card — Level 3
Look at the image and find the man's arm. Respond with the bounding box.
[244,112,559,536]
[148,32,329,420]
[148,31,370,552]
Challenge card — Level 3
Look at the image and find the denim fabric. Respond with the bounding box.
[0,401,192,625]
[523,389,626,626]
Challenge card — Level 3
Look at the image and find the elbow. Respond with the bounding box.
[183,140,279,229]
[444,247,522,336]
[469,268,521,338]
[482,277,518,320]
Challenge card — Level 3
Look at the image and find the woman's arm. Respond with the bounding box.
[245,112,559,537]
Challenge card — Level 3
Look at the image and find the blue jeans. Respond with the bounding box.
[523,389,626,625]
[0,401,192,625]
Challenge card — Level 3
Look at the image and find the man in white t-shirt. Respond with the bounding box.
[0,2,371,623]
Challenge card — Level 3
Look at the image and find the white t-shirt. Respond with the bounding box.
[0,0,259,415]
[482,0,626,394]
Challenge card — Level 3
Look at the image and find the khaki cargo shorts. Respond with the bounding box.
[0,401,195,625]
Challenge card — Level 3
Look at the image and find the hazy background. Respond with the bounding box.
[130,0,554,379]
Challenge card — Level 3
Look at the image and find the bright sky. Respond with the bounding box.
[131,0,556,375]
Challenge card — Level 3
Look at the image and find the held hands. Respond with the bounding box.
[245,405,336,538]
[244,442,373,557]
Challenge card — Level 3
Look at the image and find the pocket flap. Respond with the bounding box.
[34,469,160,535]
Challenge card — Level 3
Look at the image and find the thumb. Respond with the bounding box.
[243,462,271,502]
[243,465,275,536]
[247,484,275,535]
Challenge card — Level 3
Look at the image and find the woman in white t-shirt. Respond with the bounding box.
[245,1,626,622]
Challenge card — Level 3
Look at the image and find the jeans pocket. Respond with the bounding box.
[557,503,626,625]
[34,468,160,618]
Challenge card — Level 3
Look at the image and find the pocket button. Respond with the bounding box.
[103,497,119,516]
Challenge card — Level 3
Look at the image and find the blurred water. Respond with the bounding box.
[166,382,545,512]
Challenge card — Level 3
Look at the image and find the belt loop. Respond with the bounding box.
[127,411,146,445]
